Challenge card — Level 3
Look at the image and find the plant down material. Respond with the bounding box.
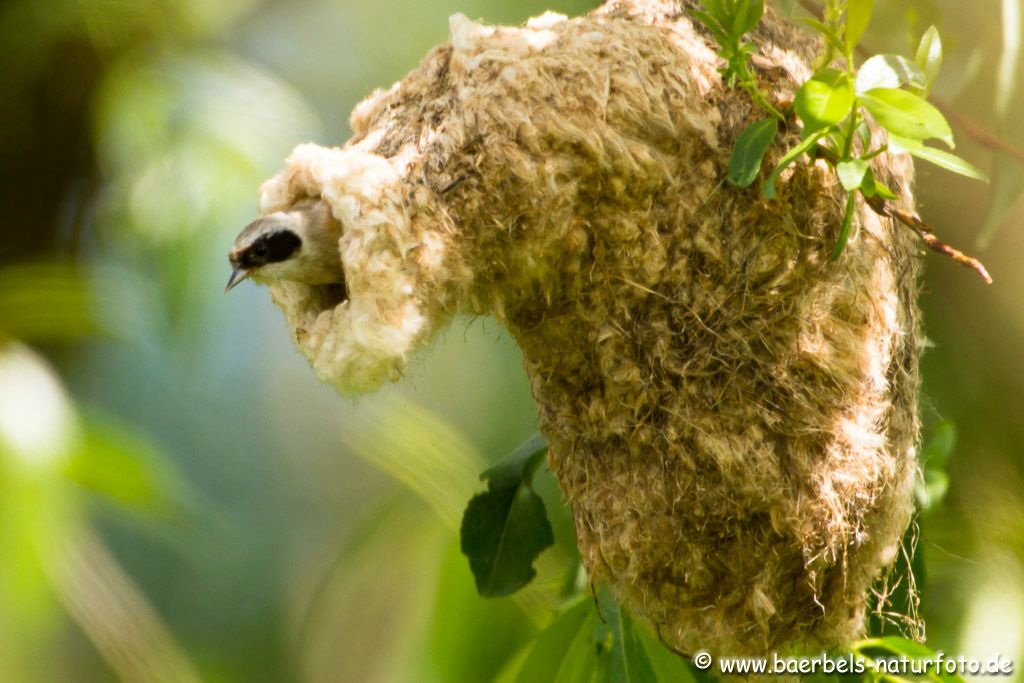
[256,0,920,656]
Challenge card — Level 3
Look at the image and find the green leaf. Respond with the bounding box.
[855,636,930,659]
[870,179,899,200]
[858,164,875,193]
[761,131,825,198]
[830,192,858,261]
[635,625,703,682]
[845,0,875,53]
[888,135,989,181]
[837,159,869,191]
[855,54,926,94]
[886,134,919,155]
[915,26,943,95]
[907,147,988,182]
[795,68,854,131]
[514,598,596,683]
[461,435,554,597]
[594,588,657,683]
[730,0,764,38]
[859,88,954,146]
[461,486,554,597]
[480,434,548,488]
[690,9,729,45]
[700,0,724,19]
[423,540,535,683]
[728,118,779,187]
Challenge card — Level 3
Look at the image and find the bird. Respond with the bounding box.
[225,196,346,295]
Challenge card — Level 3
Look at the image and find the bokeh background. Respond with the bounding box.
[1,0,1022,681]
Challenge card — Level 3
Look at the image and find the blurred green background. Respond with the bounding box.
[1,0,1022,681]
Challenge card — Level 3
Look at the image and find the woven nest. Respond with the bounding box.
[256,0,921,656]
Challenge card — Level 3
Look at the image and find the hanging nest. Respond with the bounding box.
[255,0,921,657]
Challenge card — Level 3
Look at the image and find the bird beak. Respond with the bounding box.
[224,267,250,292]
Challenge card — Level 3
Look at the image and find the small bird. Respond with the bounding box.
[225,197,346,294]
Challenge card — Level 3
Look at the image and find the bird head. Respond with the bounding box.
[226,197,344,291]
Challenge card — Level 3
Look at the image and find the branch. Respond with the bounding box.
[864,195,993,283]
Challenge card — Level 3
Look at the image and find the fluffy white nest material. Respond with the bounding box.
[257,0,922,657]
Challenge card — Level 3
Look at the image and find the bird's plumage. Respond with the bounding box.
[226,197,345,292]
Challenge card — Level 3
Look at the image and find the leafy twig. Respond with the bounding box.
[815,144,993,282]
[797,0,1024,164]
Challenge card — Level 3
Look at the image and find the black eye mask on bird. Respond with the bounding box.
[226,197,345,292]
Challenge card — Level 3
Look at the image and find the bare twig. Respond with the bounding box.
[865,195,993,283]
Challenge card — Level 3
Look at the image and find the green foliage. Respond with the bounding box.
[513,597,595,681]
[509,592,704,683]
[830,191,859,260]
[593,587,658,683]
[2,0,1017,680]
[796,68,855,130]
[855,54,926,94]
[728,118,779,186]
[914,26,943,96]
[458,435,711,680]
[844,0,875,53]
[691,0,764,85]
[704,0,986,260]
[461,435,555,597]
[858,88,952,146]
[837,158,871,191]
[691,1,782,117]
[890,136,988,181]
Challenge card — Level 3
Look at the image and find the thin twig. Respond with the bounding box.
[865,195,993,283]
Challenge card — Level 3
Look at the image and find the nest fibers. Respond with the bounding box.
[257,0,922,656]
